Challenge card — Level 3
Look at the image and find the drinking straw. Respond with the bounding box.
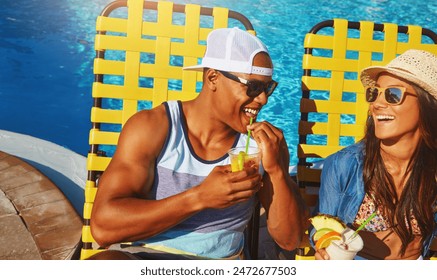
[350,212,377,240]
[245,117,253,154]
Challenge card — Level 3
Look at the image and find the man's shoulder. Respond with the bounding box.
[127,104,168,126]
[116,104,170,158]
[120,104,169,142]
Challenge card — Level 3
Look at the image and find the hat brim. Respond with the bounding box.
[360,66,437,99]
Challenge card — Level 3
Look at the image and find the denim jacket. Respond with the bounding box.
[312,142,437,258]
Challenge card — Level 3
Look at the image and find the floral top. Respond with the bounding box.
[354,192,421,235]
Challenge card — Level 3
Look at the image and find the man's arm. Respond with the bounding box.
[248,121,310,251]
[90,106,202,247]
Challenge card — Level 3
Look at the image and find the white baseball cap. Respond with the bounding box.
[183,27,273,76]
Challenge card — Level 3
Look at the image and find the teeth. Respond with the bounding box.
[244,108,259,115]
[375,115,395,120]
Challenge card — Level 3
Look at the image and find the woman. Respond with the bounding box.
[314,49,437,260]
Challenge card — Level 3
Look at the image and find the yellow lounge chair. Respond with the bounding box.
[80,0,262,260]
[296,18,437,260]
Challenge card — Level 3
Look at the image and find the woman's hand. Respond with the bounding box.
[315,248,330,260]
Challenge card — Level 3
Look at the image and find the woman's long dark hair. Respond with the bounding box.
[362,85,437,256]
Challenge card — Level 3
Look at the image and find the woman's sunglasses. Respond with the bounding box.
[218,70,278,98]
[365,86,415,105]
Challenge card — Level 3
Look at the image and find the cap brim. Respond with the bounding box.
[182,64,204,72]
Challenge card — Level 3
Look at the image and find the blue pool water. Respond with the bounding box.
[1,0,436,166]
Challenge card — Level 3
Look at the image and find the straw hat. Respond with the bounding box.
[360,49,437,100]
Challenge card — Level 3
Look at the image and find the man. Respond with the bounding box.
[89,27,308,259]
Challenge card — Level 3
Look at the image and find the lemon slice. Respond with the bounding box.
[313,228,334,242]
[237,151,246,171]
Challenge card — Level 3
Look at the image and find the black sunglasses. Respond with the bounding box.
[218,70,278,98]
[365,86,415,105]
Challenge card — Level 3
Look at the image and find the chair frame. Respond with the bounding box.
[81,0,261,260]
[296,18,437,259]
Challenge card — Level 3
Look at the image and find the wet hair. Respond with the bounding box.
[362,85,437,256]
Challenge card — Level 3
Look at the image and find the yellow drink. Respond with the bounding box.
[228,147,260,172]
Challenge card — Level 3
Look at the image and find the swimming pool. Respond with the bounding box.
[1,0,436,166]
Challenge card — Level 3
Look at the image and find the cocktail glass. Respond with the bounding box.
[325,227,364,260]
[228,146,260,172]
